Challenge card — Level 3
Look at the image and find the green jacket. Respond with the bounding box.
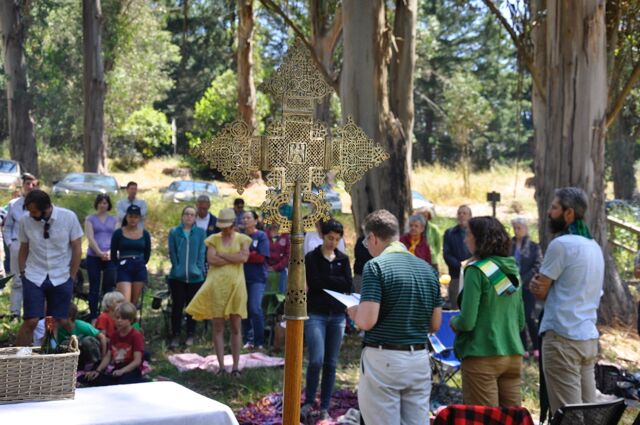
[425,222,442,265]
[168,224,206,283]
[450,255,524,359]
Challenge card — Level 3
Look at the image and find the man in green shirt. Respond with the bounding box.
[59,303,107,358]
[348,209,443,425]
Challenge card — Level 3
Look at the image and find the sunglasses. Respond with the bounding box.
[44,222,50,239]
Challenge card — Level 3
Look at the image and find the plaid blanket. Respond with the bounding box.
[433,405,534,425]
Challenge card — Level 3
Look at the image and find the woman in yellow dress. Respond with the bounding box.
[186,208,251,376]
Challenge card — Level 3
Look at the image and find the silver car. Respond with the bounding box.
[0,159,23,190]
[161,180,220,203]
[52,173,119,197]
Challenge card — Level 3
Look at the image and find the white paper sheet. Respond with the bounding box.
[323,289,361,308]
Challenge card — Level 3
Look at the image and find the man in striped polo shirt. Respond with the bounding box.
[348,209,443,425]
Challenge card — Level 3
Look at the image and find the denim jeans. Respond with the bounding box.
[86,255,117,320]
[278,268,288,294]
[304,311,346,410]
[242,281,266,346]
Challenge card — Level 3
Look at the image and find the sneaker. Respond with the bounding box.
[243,342,254,350]
[319,409,330,420]
[185,336,194,347]
[300,404,313,421]
[255,345,265,351]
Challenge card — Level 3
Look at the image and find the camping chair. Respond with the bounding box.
[550,399,626,425]
[262,272,286,349]
[429,310,461,386]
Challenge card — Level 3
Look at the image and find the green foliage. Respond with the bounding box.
[188,70,271,148]
[607,206,640,282]
[37,144,83,185]
[118,107,173,160]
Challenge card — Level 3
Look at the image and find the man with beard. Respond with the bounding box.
[530,187,604,417]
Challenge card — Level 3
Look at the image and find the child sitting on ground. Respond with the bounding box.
[83,302,145,386]
[59,303,108,356]
[94,291,125,339]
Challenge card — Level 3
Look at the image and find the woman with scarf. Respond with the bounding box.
[510,217,542,359]
[399,214,432,265]
[449,216,524,407]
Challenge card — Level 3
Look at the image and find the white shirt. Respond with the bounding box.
[539,234,604,340]
[19,206,84,286]
[3,196,28,243]
[303,231,346,256]
[115,198,148,226]
[196,214,210,232]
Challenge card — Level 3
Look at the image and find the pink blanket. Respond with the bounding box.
[168,352,285,373]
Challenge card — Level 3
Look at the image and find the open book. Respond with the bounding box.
[323,289,361,308]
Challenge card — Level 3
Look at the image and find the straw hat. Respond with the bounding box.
[217,208,236,228]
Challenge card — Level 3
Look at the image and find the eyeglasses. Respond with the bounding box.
[44,222,50,239]
[362,232,371,249]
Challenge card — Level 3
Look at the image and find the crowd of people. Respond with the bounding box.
[0,172,607,424]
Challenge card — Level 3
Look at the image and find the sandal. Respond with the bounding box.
[230,369,241,378]
[215,368,227,376]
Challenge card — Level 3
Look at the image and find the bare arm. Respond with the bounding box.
[18,242,29,274]
[430,307,442,333]
[217,243,250,264]
[97,333,108,358]
[70,238,82,280]
[530,273,553,300]
[84,219,103,257]
[347,301,380,331]
[85,349,112,380]
[207,246,229,266]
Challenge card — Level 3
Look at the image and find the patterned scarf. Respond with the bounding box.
[469,258,519,297]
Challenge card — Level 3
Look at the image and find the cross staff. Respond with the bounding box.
[195,39,388,425]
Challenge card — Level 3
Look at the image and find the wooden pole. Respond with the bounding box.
[282,181,307,425]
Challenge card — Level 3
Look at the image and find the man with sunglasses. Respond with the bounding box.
[15,190,83,346]
[3,173,39,318]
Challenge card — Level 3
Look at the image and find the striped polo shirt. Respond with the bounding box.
[361,249,443,345]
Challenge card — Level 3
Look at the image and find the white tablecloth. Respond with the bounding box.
[0,381,239,425]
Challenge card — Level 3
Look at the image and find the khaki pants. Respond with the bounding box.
[542,331,598,416]
[461,355,522,407]
[358,347,431,425]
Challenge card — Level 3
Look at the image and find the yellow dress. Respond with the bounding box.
[186,232,251,320]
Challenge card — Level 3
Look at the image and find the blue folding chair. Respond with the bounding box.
[429,310,461,386]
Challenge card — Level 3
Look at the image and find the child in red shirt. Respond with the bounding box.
[83,302,144,386]
[94,291,125,339]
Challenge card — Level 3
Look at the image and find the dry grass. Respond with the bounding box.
[110,156,190,191]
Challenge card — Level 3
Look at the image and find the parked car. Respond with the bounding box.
[52,173,119,197]
[161,180,219,203]
[412,190,435,211]
[0,159,23,190]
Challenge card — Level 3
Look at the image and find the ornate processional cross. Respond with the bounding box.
[194,39,388,425]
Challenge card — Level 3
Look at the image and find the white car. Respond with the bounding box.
[412,190,435,211]
[0,159,23,190]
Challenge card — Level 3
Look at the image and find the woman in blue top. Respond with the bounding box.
[168,206,206,348]
[111,204,151,307]
[85,194,117,321]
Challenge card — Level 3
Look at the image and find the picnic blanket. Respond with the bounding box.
[168,352,284,373]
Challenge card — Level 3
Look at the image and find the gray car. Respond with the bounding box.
[0,159,23,190]
[161,180,220,203]
[52,172,119,197]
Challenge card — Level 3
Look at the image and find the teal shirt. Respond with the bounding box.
[58,319,100,343]
[168,224,207,283]
[450,255,525,359]
[110,228,151,263]
[361,245,443,345]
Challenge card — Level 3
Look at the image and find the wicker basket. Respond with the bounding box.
[0,335,79,403]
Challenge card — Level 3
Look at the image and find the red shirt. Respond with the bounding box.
[95,312,115,339]
[110,328,144,368]
[265,229,290,272]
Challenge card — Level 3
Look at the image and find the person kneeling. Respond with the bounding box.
[82,302,144,386]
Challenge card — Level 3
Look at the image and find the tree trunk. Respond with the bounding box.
[310,2,342,124]
[342,0,412,233]
[533,0,634,325]
[0,0,38,175]
[611,113,637,200]
[237,0,256,129]
[390,0,417,170]
[83,0,107,173]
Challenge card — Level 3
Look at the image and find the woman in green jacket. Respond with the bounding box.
[449,216,524,407]
[168,206,207,348]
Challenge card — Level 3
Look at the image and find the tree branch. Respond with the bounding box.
[481,0,546,102]
[258,0,340,94]
[606,61,640,129]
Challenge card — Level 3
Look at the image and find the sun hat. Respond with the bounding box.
[217,208,236,228]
